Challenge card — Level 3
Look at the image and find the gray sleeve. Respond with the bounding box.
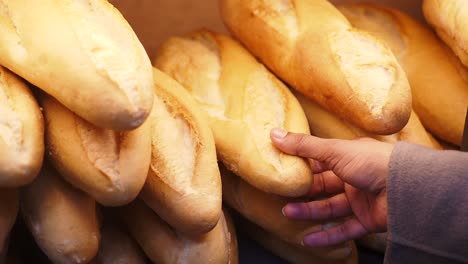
[385,142,468,264]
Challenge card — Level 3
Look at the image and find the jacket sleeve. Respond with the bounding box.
[385,141,468,264]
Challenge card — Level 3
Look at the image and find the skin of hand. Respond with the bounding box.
[270,128,394,248]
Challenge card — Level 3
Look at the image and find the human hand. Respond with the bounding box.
[270,128,394,247]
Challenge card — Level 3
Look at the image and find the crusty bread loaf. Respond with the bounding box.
[140,69,221,235]
[42,95,151,206]
[0,66,43,187]
[220,0,412,135]
[338,3,468,146]
[0,0,153,130]
[120,199,231,264]
[294,90,442,149]
[0,188,18,261]
[90,222,146,264]
[220,164,354,260]
[20,163,100,264]
[155,30,312,197]
[423,0,468,68]
[239,218,358,264]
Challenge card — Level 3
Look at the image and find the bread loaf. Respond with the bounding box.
[120,199,231,264]
[140,69,221,235]
[239,218,358,264]
[90,222,146,264]
[20,163,100,264]
[338,3,468,146]
[42,95,151,206]
[0,66,43,187]
[423,0,468,68]
[155,30,312,197]
[294,91,442,149]
[220,164,354,260]
[0,188,18,261]
[220,0,412,135]
[0,0,153,130]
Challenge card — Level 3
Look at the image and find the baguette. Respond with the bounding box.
[294,91,442,149]
[0,66,43,187]
[220,0,412,135]
[20,163,100,264]
[42,95,151,206]
[220,164,354,260]
[0,0,153,130]
[338,3,468,146]
[0,188,18,261]
[423,0,468,67]
[120,199,231,264]
[90,222,146,264]
[239,218,358,264]
[155,30,312,197]
[140,69,221,234]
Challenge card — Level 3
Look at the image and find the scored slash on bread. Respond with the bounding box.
[0,0,154,130]
[140,69,222,235]
[339,3,468,146]
[220,0,412,135]
[154,30,313,198]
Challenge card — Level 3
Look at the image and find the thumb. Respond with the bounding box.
[270,128,337,162]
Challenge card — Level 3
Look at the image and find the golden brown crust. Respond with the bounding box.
[220,0,412,135]
[240,218,358,264]
[155,30,312,197]
[0,66,43,187]
[120,199,230,264]
[339,3,468,146]
[20,163,100,264]
[42,95,151,206]
[0,0,153,130]
[140,69,222,235]
[0,188,18,259]
[220,164,355,260]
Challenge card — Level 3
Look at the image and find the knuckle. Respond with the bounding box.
[295,135,311,156]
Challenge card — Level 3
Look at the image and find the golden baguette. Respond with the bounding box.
[239,218,358,264]
[0,0,153,130]
[220,0,412,135]
[140,69,221,235]
[220,164,355,260]
[90,222,146,264]
[155,30,312,197]
[42,95,151,206]
[20,163,100,264]
[423,0,468,67]
[0,188,18,262]
[0,66,43,187]
[120,199,231,264]
[294,91,442,149]
[338,3,468,146]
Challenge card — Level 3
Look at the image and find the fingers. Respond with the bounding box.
[270,128,335,161]
[283,193,352,220]
[308,171,344,197]
[303,218,368,247]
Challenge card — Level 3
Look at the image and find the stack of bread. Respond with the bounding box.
[0,0,466,263]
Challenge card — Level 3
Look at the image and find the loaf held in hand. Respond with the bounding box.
[423,0,468,68]
[155,30,312,197]
[120,199,231,264]
[42,95,151,206]
[220,164,354,261]
[0,66,43,187]
[220,0,412,135]
[0,0,153,130]
[339,3,468,146]
[140,69,222,235]
[20,163,100,264]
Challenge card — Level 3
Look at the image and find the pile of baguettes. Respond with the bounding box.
[0,0,467,263]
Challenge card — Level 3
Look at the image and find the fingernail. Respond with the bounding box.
[271,128,288,139]
[282,204,300,218]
